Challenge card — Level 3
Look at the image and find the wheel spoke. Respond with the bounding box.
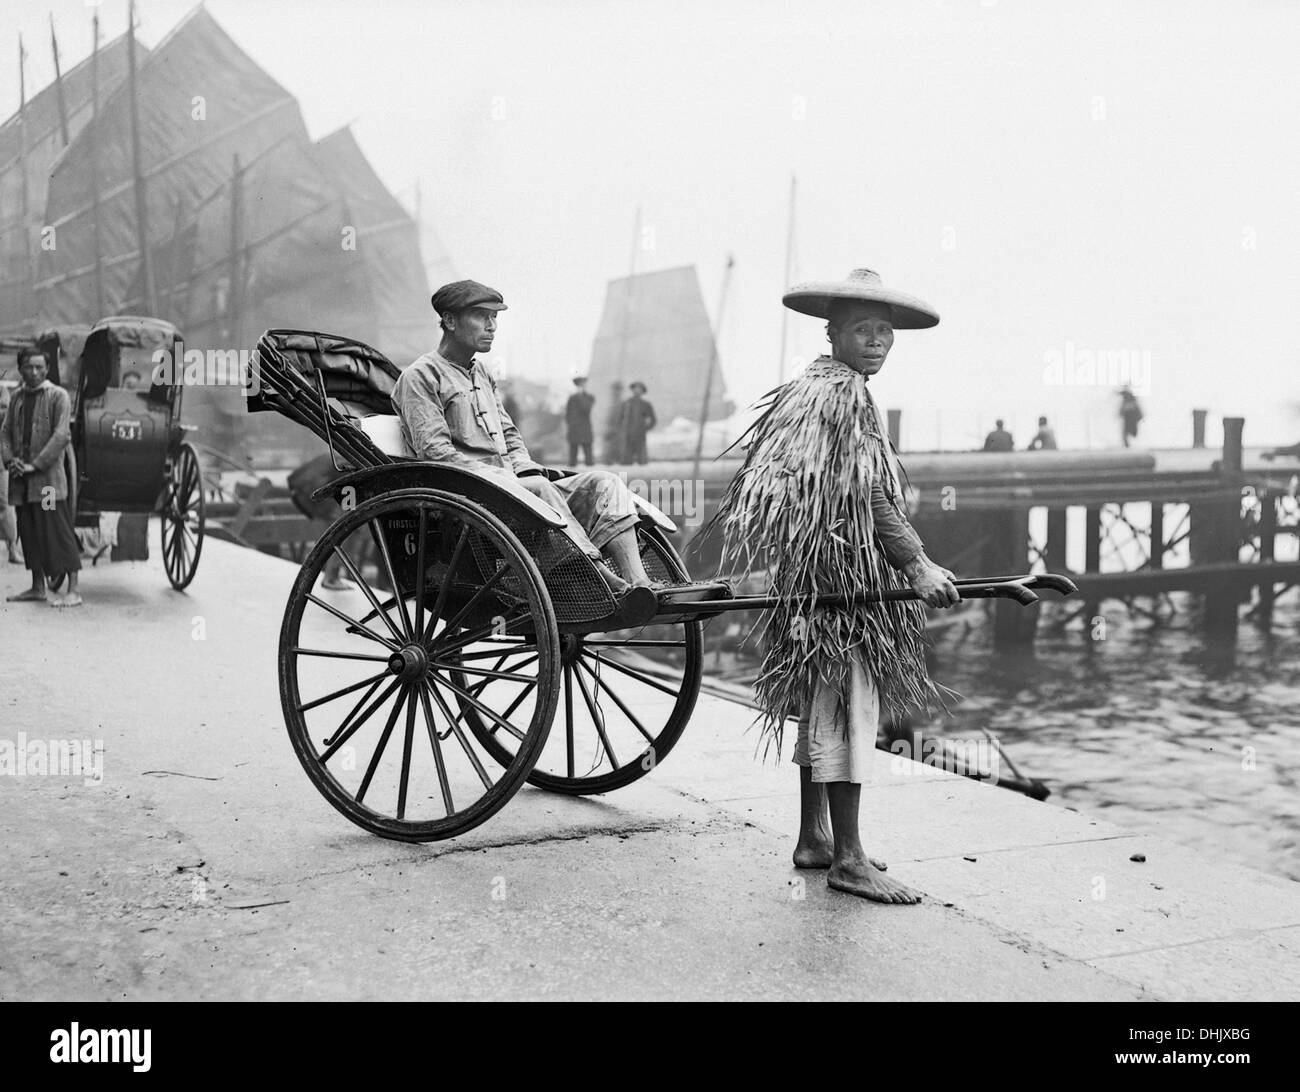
[356,683,408,804]
[583,639,687,648]
[424,678,495,789]
[431,660,538,685]
[582,650,681,698]
[452,644,540,661]
[467,654,539,698]
[564,665,575,779]
[291,647,393,662]
[298,669,390,713]
[304,593,400,652]
[428,672,529,743]
[414,505,428,643]
[422,525,470,644]
[332,541,403,643]
[321,675,403,762]
[369,518,413,637]
[432,610,530,657]
[417,684,455,815]
[576,656,656,744]
[396,683,418,819]
[572,659,619,770]
[438,563,508,639]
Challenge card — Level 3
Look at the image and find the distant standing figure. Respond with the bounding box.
[1119,387,1143,447]
[619,381,657,465]
[1027,416,1058,451]
[565,376,595,466]
[602,380,625,463]
[1,347,81,606]
[0,378,22,564]
[982,418,1014,452]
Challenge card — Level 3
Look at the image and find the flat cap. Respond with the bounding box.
[430,279,508,315]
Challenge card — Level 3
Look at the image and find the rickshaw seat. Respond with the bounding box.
[358,413,413,458]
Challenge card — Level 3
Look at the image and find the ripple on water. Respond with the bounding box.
[927,592,1300,882]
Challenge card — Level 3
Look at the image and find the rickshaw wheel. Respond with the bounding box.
[279,488,560,842]
[161,442,205,590]
[453,525,704,795]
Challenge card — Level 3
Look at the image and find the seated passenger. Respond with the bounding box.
[392,279,655,596]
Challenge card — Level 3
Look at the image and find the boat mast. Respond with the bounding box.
[126,0,157,315]
[50,16,70,147]
[691,253,735,481]
[90,11,105,317]
[17,34,33,327]
[777,173,796,383]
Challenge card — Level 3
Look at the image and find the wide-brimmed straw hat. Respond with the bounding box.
[782,268,939,329]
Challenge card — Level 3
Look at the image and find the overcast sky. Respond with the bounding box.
[5,0,1298,449]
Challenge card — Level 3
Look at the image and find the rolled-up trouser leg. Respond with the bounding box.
[791,649,879,784]
[515,475,603,559]
[552,470,640,552]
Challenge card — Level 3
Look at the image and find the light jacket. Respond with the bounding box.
[1,380,76,506]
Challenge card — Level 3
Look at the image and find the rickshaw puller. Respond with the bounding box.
[713,269,959,905]
[393,280,656,595]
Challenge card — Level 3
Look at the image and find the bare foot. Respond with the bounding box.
[793,835,833,869]
[7,588,46,602]
[827,859,920,903]
[53,592,83,608]
[794,837,886,872]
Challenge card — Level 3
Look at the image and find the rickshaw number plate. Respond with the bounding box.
[111,418,143,441]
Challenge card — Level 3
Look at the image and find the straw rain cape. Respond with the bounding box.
[713,356,949,754]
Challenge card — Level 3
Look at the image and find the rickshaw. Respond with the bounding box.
[249,329,1077,843]
[37,316,206,591]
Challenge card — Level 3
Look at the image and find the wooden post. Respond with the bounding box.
[1256,490,1276,627]
[1198,417,1245,632]
[1222,416,1244,475]
[1045,506,1068,573]
[1149,501,1164,569]
[1192,409,1207,449]
[992,506,1037,648]
[1084,504,1102,630]
[887,408,901,451]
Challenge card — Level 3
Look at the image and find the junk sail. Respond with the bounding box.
[587,265,732,425]
[2,7,442,459]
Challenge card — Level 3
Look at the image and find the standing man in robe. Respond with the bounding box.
[2,347,82,606]
[713,269,958,904]
[619,381,656,465]
[565,376,595,467]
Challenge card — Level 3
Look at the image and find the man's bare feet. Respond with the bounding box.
[6,588,46,602]
[52,592,83,608]
[827,858,920,904]
[593,560,630,596]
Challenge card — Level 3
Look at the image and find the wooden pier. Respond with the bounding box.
[205,415,1300,648]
